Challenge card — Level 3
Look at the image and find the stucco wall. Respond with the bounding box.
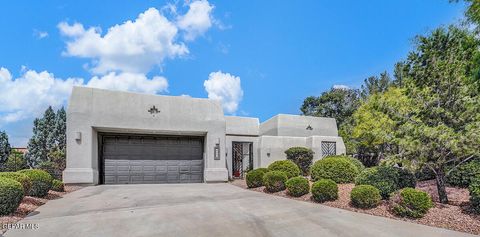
[260,114,339,137]
[225,116,259,136]
[256,135,346,168]
[64,86,228,184]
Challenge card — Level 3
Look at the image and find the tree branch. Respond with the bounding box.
[446,155,476,176]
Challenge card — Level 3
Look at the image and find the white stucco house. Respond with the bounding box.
[63,87,346,184]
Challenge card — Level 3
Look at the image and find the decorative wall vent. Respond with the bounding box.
[148,105,160,115]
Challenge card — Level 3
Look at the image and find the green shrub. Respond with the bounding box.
[355,166,399,199]
[18,169,53,197]
[263,171,288,192]
[4,152,28,172]
[350,185,382,209]
[327,155,366,172]
[0,172,31,194]
[267,160,301,179]
[415,166,436,181]
[285,176,310,197]
[447,159,480,188]
[51,179,65,192]
[396,168,416,189]
[37,161,60,180]
[246,168,268,188]
[469,176,480,214]
[0,177,24,215]
[390,188,433,218]
[285,147,314,176]
[310,157,359,183]
[311,179,338,202]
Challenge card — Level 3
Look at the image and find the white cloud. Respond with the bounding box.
[58,1,215,74]
[333,84,350,90]
[87,72,168,94]
[0,67,169,124]
[177,0,214,41]
[0,67,83,123]
[33,30,49,39]
[58,22,86,37]
[204,71,243,114]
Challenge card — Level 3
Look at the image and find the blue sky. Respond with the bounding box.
[0,0,467,146]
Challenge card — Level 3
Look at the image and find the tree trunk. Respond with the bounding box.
[435,168,449,204]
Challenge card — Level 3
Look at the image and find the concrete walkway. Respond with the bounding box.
[4,184,476,237]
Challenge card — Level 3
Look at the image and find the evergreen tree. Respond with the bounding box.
[44,106,57,152]
[54,107,67,152]
[0,131,11,165]
[360,71,393,99]
[26,106,57,167]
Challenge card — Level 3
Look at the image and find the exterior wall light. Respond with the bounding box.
[75,132,82,141]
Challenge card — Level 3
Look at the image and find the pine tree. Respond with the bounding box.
[0,131,11,165]
[54,107,67,152]
[26,106,57,167]
[44,106,56,152]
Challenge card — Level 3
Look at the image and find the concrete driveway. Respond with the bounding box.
[4,184,475,237]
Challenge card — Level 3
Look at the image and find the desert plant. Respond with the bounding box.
[350,185,382,209]
[310,157,359,183]
[390,188,433,218]
[51,179,64,192]
[311,179,338,202]
[246,168,268,188]
[263,171,288,192]
[285,147,314,176]
[0,177,24,215]
[0,172,31,194]
[447,159,480,188]
[267,160,301,179]
[18,169,53,197]
[285,176,310,197]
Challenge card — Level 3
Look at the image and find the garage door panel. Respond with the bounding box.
[102,135,204,184]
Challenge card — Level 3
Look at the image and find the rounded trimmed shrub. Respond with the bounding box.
[263,171,288,193]
[246,168,268,188]
[285,176,309,197]
[350,185,381,209]
[18,169,53,197]
[355,166,398,199]
[447,159,480,188]
[0,177,24,215]
[0,172,31,194]
[267,160,301,179]
[390,188,433,218]
[311,179,338,202]
[51,179,65,192]
[310,157,359,183]
[285,147,314,176]
[327,155,365,172]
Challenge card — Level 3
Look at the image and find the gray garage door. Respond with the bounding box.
[101,135,204,184]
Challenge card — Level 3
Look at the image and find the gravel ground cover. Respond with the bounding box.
[231,179,480,235]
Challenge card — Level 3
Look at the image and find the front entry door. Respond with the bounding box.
[232,142,253,179]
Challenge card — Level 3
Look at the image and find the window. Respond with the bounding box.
[321,141,336,157]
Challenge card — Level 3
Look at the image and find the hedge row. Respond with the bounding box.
[0,169,59,216]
